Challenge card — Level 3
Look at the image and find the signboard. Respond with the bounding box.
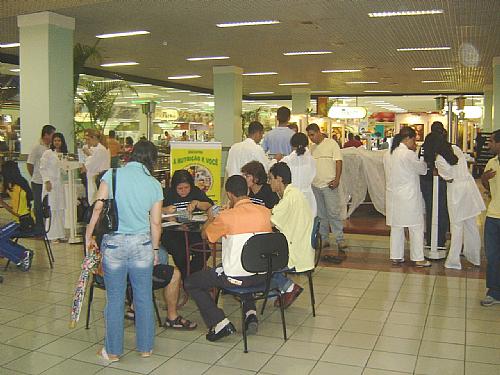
[155,108,179,121]
[170,141,222,203]
[317,97,329,117]
[328,106,367,119]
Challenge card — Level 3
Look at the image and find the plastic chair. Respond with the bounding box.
[215,232,289,353]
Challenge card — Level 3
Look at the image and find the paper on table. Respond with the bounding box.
[162,213,180,218]
[162,221,182,227]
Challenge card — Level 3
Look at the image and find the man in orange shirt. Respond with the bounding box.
[184,175,272,342]
[107,130,122,168]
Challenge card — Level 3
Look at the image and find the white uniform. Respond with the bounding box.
[225,138,269,177]
[84,143,110,205]
[384,144,427,261]
[436,145,485,269]
[281,149,317,217]
[39,149,66,240]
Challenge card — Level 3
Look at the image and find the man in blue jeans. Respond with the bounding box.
[481,130,500,306]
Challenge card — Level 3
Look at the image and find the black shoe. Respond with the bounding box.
[245,314,258,335]
[206,322,236,342]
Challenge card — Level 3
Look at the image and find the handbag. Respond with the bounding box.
[93,168,118,236]
[18,213,35,233]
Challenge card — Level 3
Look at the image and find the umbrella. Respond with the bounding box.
[69,253,100,328]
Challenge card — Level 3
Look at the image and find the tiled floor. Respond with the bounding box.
[1,233,499,375]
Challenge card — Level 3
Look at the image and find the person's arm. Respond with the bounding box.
[150,200,162,265]
[201,213,226,241]
[26,163,34,177]
[0,197,19,217]
[261,135,269,153]
[84,181,109,253]
[187,200,212,213]
[408,150,428,175]
[39,151,52,192]
[435,156,454,182]
[481,169,496,191]
[328,160,342,189]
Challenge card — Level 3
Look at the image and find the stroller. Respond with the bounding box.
[0,222,34,272]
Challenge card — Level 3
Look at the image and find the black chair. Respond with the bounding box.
[85,274,163,329]
[215,232,289,353]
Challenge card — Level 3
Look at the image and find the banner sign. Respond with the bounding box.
[170,141,222,203]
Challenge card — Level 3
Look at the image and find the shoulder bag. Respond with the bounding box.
[93,168,119,236]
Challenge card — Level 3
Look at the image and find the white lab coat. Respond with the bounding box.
[39,149,66,240]
[281,149,317,217]
[225,138,269,177]
[383,144,427,227]
[435,145,485,268]
[84,143,110,205]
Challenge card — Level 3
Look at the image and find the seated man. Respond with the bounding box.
[184,175,272,341]
[269,162,315,308]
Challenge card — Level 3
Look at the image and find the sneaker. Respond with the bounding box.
[278,284,304,309]
[480,296,500,307]
[415,260,432,268]
[206,322,236,342]
[245,314,258,335]
[19,250,33,272]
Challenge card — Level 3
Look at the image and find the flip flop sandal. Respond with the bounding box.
[164,315,197,330]
[124,309,135,321]
[97,347,119,362]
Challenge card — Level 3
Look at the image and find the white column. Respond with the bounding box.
[213,66,243,147]
[291,88,311,115]
[483,84,493,132]
[18,12,75,152]
[492,57,500,132]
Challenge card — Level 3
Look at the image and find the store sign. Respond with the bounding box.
[452,105,482,119]
[328,106,367,119]
[155,109,179,121]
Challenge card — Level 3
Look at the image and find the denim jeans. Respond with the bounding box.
[0,239,26,264]
[271,267,295,293]
[484,217,500,300]
[102,232,154,355]
[312,186,344,243]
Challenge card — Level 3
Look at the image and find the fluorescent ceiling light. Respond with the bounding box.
[96,30,150,38]
[9,68,20,72]
[249,91,274,95]
[159,87,175,90]
[168,75,201,80]
[364,90,392,93]
[278,82,309,86]
[169,90,191,93]
[346,81,379,84]
[322,69,361,73]
[368,9,444,17]
[216,20,280,28]
[397,46,450,51]
[283,51,332,56]
[311,91,332,94]
[428,89,457,92]
[0,42,20,48]
[189,93,211,96]
[92,79,123,83]
[100,62,139,67]
[161,100,181,103]
[421,80,452,83]
[184,102,197,104]
[242,72,278,76]
[114,102,128,105]
[186,56,229,61]
[412,67,453,71]
[130,83,152,87]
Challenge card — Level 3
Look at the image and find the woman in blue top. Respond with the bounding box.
[85,140,163,362]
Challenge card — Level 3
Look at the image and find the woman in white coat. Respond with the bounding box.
[435,142,485,269]
[281,132,317,217]
[384,127,431,267]
[39,133,67,241]
[82,129,110,205]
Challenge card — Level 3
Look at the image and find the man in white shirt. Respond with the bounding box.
[262,106,295,156]
[27,124,56,235]
[225,121,268,177]
[306,123,347,250]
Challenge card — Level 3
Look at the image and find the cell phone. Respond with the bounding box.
[211,205,221,216]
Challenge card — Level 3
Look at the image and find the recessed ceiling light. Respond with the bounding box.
[278,82,309,86]
[397,46,450,51]
[368,10,444,18]
[346,81,379,84]
[428,89,457,92]
[100,62,139,67]
[130,83,152,87]
[412,67,453,71]
[9,68,20,72]
[421,80,452,83]
[167,75,201,80]
[364,90,392,93]
[249,91,274,95]
[0,42,20,48]
[216,20,280,28]
[242,72,278,76]
[186,56,230,61]
[283,51,332,56]
[96,31,150,39]
[321,69,361,73]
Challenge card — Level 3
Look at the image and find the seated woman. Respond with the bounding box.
[241,161,279,209]
[162,169,213,279]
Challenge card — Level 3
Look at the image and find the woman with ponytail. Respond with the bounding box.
[82,129,111,205]
[384,126,430,267]
[280,132,317,217]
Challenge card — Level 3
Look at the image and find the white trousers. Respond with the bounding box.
[445,216,481,269]
[46,209,65,240]
[390,224,425,261]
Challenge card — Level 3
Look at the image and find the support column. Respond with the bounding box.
[483,84,493,132]
[291,88,311,115]
[213,66,243,147]
[18,12,75,152]
[492,57,500,132]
